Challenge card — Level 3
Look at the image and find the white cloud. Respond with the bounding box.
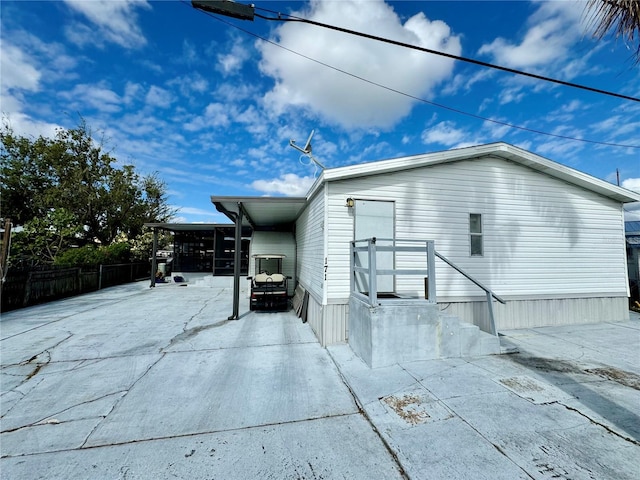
[591,115,640,138]
[622,178,640,193]
[498,87,525,105]
[167,74,209,99]
[184,103,234,132]
[64,0,151,49]
[0,42,41,92]
[258,0,460,129]
[216,82,255,103]
[178,206,219,217]
[124,82,144,104]
[421,121,467,146]
[478,1,583,70]
[217,38,251,76]
[59,83,122,113]
[0,37,70,139]
[625,203,640,221]
[441,69,494,96]
[251,173,315,196]
[1,111,61,139]
[180,40,199,66]
[481,119,511,140]
[145,86,173,109]
[535,137,584,160]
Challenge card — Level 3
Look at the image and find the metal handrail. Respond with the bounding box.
[434,252,506,304]
[351,238,436,306]
[433,251,504,337]
[350,238,504,337]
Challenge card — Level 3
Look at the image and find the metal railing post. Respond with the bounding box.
[350,241,355,296]
[368,238,377,306]
[486,290,497,337]
[426,240,436,302]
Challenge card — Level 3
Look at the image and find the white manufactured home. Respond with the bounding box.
[213,143,639,363]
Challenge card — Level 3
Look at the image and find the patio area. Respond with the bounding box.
[1,277,639,479]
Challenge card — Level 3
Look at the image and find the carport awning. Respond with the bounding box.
[144,223,232,231]
[211,196,307,229]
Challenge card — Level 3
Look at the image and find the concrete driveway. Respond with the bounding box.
[2,277,639,479]
[1,279,404,479]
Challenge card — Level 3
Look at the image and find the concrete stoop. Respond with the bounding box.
[440,314,501,358]
[348,297,501,368]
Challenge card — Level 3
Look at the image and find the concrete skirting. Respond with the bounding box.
[348,296,500,368]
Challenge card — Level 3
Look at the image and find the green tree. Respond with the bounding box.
[1,121,175,265]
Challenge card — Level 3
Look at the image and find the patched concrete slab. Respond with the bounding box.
[497,375,574,404]
[330,316,640,479]
[1,281,404,479]
[1,415,405,479]
[84,343,358,447]
[3,281,639,479]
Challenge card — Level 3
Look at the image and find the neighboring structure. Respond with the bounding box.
[213,143,640,348]
[626,221,640,305]
[144,223,251,277]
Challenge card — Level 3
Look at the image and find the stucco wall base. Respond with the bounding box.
[348,297,500,368]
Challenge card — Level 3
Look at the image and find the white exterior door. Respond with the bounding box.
[354,199,395,293]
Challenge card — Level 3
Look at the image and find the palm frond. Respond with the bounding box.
[584,0,640,62]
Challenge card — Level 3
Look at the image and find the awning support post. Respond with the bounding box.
[150,227,158,288]
[229,203,243,320]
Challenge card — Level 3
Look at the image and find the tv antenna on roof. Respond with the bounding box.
[289,130,325,170]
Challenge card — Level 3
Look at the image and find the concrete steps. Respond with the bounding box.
[349,298,501,368]
[439,314,501,358]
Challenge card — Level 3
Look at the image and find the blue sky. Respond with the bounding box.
[2,0,639,223]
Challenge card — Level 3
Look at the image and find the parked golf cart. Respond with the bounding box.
[247,254,290,311]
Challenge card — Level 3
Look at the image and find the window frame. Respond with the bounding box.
[469,213,483,257]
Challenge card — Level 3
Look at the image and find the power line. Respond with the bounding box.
[253,7,640,103]
[189,5,640,149]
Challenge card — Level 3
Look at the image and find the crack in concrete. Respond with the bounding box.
[558,402,640,446]
[0,390,129,434]
[79,354,166,448]
[2,412,362,459]
[1,333,75,417]
[0,293,145,342]
[402,364,537,480]
[162,291,243,350]
[1,377,45,419]
[327,355,410,479]
[2,332,74,372]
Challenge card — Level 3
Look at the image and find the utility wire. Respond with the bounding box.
[190,5,640,149]
[254,7,639,103]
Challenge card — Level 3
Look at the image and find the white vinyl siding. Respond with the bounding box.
[324,156,627,301]
[295,188,326,302]
[324,182,358,301]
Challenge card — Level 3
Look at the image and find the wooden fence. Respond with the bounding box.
[1,263,150,312]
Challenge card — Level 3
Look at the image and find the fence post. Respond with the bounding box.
[99,264,103,290]
[23,271,33,307]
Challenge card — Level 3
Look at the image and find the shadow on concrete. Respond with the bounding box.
[507,351,640,443]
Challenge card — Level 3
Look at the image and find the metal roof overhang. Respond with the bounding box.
[317,143,640,204]
[210,196,308,230]
[144,222,234,232]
